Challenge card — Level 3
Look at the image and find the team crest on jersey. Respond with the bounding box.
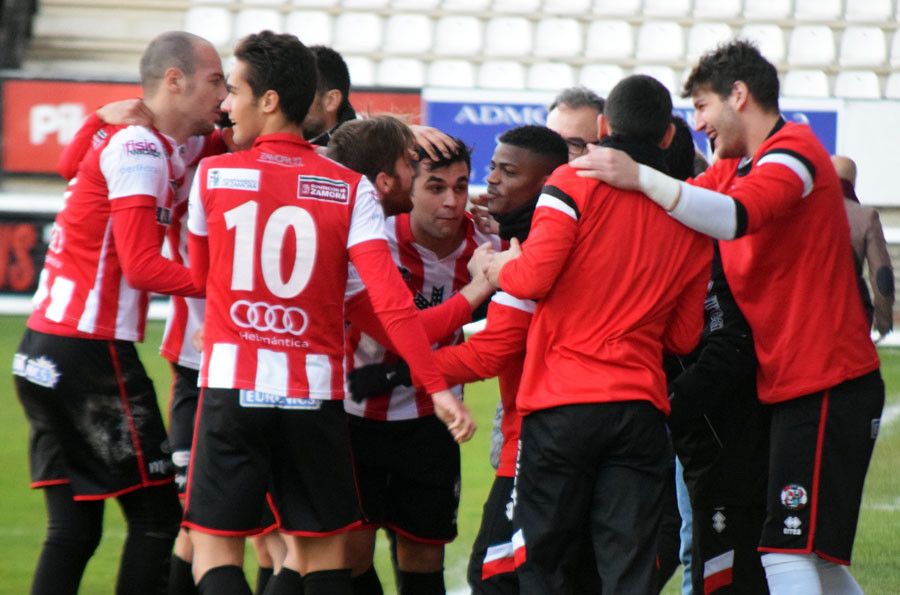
[239,390,322,410]
[208,168,260,191]
[12,353,62,388]
[297,176,349,203]
[780,484,808,510]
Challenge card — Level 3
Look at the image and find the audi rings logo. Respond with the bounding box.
[230,300,309,336]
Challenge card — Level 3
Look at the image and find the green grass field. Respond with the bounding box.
[0,314,898,593]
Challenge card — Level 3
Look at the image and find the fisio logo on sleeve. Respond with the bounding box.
[122,140,161,158]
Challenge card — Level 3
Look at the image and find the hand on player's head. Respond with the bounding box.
[410,125,459,162]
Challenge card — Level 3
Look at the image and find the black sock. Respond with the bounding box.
[303,569,352,595]
[169,555,197,595]
[255,566,274,595]
[262,567,303,595]
[351,566,383,595]
[397,570,445,595]
[197,565,252,595]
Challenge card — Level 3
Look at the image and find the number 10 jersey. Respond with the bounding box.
[187,133,386,399]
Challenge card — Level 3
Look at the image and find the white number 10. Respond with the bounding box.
[224,201,317,298]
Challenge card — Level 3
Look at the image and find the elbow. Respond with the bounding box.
[121,269,154,292]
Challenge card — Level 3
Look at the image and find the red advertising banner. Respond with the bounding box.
[353,90,422,122]
[0,215,53,295]
[0,78,422,175]
[2,79,142,174]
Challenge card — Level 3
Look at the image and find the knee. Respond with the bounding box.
[46,511,103,555]
[396,538,444,573]
[123,486,183,541]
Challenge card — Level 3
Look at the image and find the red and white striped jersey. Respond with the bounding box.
[188,133,386,398]
[160,134,226,369]
[28,125,180,341]
[345,213,499,421]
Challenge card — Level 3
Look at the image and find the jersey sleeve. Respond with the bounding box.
[349,241,448,394]
[99,126,169,207]
[347,176,387,249]
[726,145,814,234]
[57,112,104,180]
[498,183,579,299]
[186,163,210,289]
[186,166,209,237]
[433,292,533,386]
[111,206,201,296]
[345,289,472,347]
[686,157,736,191]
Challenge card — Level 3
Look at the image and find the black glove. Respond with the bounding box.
[348,362,412,403]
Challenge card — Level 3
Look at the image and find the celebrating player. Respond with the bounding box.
[182,31,473,595]
[573,40,884,595]
[486,75,712,594]
[13,31,224,595]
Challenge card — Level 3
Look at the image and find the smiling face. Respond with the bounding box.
[220,60,264,148]
[409,160,470,253]
[691,85,746,159]
[485,143,550,216]
[182,42,226,137]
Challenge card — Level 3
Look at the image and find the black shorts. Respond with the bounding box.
[759,370,884,564]
[348,414,460,543]
[183,389,362,537]
[468,475,518,594]
[692,504,767,594]
[167,363,199,496]
[514,401,667,595]
[13,328,174,499]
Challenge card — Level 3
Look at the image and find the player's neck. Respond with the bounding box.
[146,102,192,145]
[260,114,304,140]
[745,111,782,158]
[410,220,466,260]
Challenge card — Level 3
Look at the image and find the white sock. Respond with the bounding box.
[761,553,822,595]
[814,557,864,595]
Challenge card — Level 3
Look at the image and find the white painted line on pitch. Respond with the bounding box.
[880,402,900,429]
[865,497,900,512]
